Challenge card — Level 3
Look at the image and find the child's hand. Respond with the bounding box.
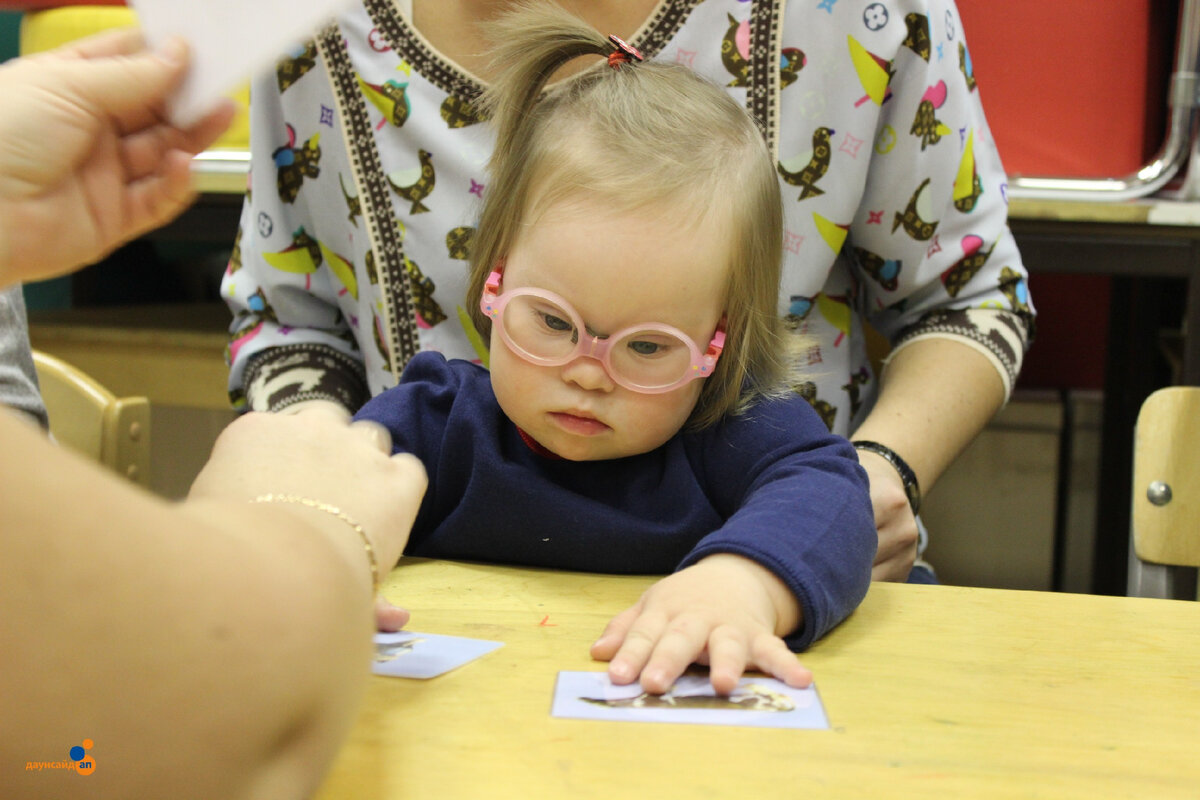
[589,554,812,695]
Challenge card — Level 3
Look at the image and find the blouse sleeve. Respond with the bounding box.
[777,0,1032,400]
[842,0,1034,398]
[221,41,370,413]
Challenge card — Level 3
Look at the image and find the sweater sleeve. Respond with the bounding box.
[352,351,459,458]
[679,396,875,650]
[0,286,47,428]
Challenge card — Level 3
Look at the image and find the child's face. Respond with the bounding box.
[489,197,729,461]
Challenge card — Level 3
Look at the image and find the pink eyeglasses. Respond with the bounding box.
[479,267,725,394]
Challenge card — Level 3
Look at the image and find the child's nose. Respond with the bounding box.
[560,355,615,392]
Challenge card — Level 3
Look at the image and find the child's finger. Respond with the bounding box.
[603,610,668,686]
[56,38,188,135]
[589,602,640,660]
[705,626,750,695]
[637,617,711,694]
[751,634,813,689]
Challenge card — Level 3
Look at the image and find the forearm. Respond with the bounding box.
[0,411,375,799]
[851,336,1005,495]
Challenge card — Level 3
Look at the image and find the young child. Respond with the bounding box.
[354,0,875,695]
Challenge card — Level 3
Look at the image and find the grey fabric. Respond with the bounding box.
[0,286,49,428]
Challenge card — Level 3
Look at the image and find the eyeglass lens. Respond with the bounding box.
[500,294,694,388]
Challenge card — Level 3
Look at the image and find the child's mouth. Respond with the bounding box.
[549,411,610,436]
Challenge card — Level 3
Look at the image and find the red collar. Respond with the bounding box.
[516,427,563,460]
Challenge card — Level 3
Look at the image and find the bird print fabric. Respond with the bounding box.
[224,0,1032,429]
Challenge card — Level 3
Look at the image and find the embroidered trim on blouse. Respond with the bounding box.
[748,0,783,157]
[245,343,371,413]
[318,22,419,376]
[369,0,698,105]
[887,308,1029,400]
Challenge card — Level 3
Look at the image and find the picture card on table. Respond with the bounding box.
[551,671,830,729]
[129,0,357,125]
[372,631,503,679]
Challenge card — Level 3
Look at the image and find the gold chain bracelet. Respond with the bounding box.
[252,494,379,593]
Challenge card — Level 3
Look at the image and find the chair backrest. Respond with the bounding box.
[1129,387,1200,600]
[32,350,150,486]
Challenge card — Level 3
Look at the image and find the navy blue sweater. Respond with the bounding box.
[355,352,875,649]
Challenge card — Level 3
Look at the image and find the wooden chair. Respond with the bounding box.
[1127,387,1200,600]
[32,350,150,487]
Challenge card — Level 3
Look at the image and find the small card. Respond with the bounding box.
[129,0,357,125]
[551,671,830,729]
[372,631,503,679]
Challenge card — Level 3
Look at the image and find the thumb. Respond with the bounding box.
[374,596,411,632]
[390,453,429,494]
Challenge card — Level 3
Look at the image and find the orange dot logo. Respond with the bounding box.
[70,740,96,776]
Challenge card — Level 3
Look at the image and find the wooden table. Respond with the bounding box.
[315,559,1200,799]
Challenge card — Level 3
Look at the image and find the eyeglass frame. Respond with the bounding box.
[478,266,726,394]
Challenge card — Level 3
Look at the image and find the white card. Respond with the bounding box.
[551,671,830,729]
[372,631,504,679]
[129,0,357,125]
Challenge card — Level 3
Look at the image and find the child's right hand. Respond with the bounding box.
[589,554,812,695]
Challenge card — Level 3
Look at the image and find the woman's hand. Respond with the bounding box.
[856,450,920,581]
[0,29,234,286]
[189,408,427,575]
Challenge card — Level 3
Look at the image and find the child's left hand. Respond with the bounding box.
[589,554,812,695]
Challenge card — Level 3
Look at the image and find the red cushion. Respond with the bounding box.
[959,0,1172,178]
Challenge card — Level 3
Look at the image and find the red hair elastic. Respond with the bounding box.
[607,34,644,69]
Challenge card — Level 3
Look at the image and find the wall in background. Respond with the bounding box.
[922,392,1101,593]
[0,11,20,61]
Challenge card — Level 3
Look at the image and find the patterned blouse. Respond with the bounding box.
[223,0,1033,436]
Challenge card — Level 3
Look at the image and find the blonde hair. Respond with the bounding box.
[466,1,789,429]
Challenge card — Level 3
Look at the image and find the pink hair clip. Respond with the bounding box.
[607,34,644,69]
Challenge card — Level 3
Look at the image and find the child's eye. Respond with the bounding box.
[539,312,572,332]
[627,339,668,357]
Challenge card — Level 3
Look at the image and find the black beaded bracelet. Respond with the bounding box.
[851,440,921,515]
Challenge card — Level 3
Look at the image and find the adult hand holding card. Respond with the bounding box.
[129,0,357,125]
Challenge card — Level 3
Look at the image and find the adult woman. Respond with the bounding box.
[225,0,1034,581]
[1,32,427,798]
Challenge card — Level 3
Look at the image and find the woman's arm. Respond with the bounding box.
[0,33,427,798]
[2,408,425,799]
[841,0,1034,579]
[851,336,1006,580]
